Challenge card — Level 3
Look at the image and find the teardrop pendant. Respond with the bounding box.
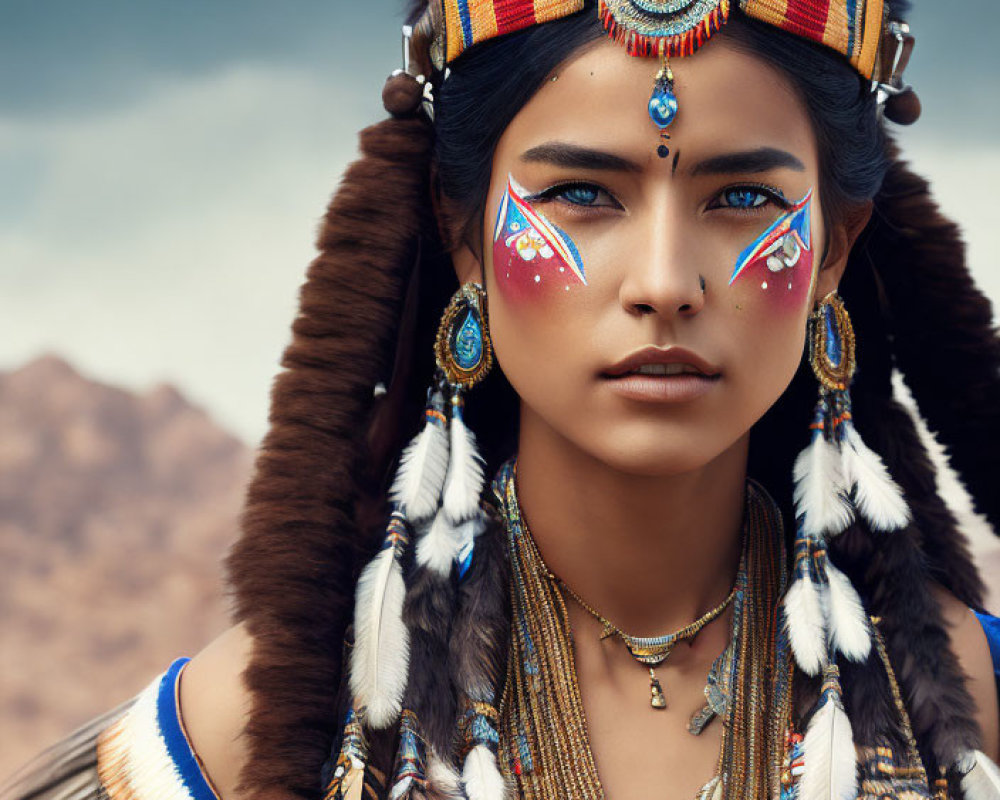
[648,52,677,160]
[649,667,667,709]
[648,68,678,129]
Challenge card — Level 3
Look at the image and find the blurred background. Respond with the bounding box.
[1,0,997,779]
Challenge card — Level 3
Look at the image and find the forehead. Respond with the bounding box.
[496,36,817,170]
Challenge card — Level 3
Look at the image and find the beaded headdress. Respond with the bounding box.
[433,0,895,80]
[403,0,919,153]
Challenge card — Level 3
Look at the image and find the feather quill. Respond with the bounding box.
[794,434,854,538]
[841,423,910,532]
[784,571,828,676]
[824,561,871,663]
[442,402,485,524]
[390,394,450,523]
[462,744,508,800]
[350,524,410,729]
[959,750,1000,800]
[801,670,858,800]
[340,765,365,800]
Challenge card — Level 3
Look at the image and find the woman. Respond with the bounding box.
[7,1,1000,799]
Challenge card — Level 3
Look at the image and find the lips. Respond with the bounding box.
[602,346,721,379]
[601,346,721,403]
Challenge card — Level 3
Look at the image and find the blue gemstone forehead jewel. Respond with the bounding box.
[648,50,677,158]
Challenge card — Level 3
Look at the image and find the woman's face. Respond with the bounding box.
[460,35,847,476]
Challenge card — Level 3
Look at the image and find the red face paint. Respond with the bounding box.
[492,176,587,303]
[728,190,814,312]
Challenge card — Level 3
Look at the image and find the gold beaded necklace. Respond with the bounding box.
[493,461,793,800]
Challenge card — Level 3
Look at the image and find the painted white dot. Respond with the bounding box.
[788,282,793,290]
[761,281,768,289]
[534,275,541,282]
[559,266,565,272]
[565,286,570,291]
[505,272,510,278]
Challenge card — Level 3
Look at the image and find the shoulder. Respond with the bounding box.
[930,585,1000,762]
[179,623,255,800]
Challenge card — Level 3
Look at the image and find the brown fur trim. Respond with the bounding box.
[226,116,435,799]
[869,146,1000,543]
[840,205,986,608]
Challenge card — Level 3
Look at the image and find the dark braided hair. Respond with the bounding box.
[225,1,999,796]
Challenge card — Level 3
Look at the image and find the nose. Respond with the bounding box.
[618,207,706,319]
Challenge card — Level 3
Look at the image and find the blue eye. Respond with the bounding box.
[527,182,621,210]
[559,185,601,206]
[723,187,769,209]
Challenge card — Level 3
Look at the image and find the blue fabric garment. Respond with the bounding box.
[974,610,1000,699]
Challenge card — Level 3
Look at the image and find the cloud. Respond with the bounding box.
[899,135,1000,307]
[0,64,371,443]
[0,61,996,449]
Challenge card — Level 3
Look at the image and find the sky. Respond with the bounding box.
[1,0,998,445]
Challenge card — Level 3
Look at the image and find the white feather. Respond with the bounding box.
[416,511,487,578]
[349,544,410,729]
[416,509,458,577]
[390,777,413,800]
[842,423,910,532]
[427,752,464,800]
[794,435,854,538]
[442,410,485,523]
[801,693,858,800]
[959,750,1000,800]
[462,744,508,800]
[390,416,450,523]
[784,574,828,676]
[824,561,871,663]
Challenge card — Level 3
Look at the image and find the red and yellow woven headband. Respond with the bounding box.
[438,0,886,80]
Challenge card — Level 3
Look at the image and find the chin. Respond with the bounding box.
[587,433,733,478]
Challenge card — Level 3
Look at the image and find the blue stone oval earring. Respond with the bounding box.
[649,48,678,159]
[434,282,494,391]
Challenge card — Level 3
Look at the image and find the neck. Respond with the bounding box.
[514,409,748,636]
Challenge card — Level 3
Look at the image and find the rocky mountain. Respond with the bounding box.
[0,354,996,781]
[0,354,253,779]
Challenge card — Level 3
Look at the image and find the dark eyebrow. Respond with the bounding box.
[690,147,805,176]
[520,142,642,173]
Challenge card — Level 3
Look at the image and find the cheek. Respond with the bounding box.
[491,180,587,306]
[726,191,815,315]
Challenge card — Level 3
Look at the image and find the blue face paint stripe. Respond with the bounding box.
[493,190,510,242]
[728,190,812,286]
[507,179,588,284]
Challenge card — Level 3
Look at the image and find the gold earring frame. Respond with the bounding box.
[808,292,856,392]
[434,282,494,391]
